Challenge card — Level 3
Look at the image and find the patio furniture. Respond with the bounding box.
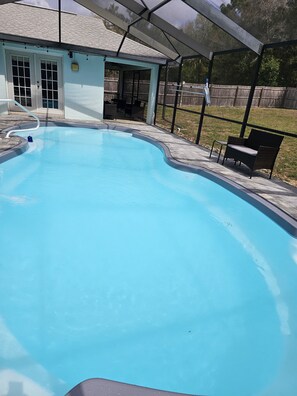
[209,139,227,163]
[132,101,146,120]
[222,129,283,179]
[125,101,146,120]
[104,102,117,119]
[117,98,126,112]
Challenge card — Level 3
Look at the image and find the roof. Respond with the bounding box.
[0,3,167,64]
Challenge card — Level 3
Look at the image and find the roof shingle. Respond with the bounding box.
[0,3,166,62]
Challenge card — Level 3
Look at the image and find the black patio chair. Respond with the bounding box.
[222,129,283,179]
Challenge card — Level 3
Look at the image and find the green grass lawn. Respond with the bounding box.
[155,105,297,187]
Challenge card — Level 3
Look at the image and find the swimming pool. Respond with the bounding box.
[0,126,296,396]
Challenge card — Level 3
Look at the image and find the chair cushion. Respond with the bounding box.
[228,144,257,156]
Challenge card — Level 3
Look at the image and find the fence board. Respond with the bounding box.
[104,79,297,109]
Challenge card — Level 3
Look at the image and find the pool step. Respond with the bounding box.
[65,378,201,396]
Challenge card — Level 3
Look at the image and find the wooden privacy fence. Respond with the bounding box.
[104,78,150,103]
[159,83,297,109]
[104,78,297,109]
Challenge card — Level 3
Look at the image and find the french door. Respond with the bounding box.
[6,51,63,115]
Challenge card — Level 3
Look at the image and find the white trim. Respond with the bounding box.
[5,49,64,116]
[35,54,64,115]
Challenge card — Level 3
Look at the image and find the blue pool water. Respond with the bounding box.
[0,126,296,396]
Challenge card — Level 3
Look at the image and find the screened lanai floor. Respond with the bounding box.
[0,116,296,227]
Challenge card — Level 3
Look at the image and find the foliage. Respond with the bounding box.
[181,58,209,84]
[181,0,297,87]
[276,46,297,86]
[183,13,239,53]
[211,51,256,85]
[258,55,281,86]
[103,1,297,88]
[221,0,289,43]
[219,0,297,86]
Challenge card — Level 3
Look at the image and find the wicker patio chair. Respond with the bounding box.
[222,129,283,179]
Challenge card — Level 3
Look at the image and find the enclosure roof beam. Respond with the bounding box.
[183,0,263,55]
[74,0,179,61]
[0,0,18,4]
[116,0,212,59]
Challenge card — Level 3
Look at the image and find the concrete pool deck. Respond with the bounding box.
[1,115,297,227]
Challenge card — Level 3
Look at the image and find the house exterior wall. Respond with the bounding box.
[0,42,159,123]
[64,53,104,120]
[0,43,104,121]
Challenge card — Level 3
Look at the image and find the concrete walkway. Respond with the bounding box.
[1,115,297,225]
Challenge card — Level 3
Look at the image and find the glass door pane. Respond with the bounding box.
[11,55,33,107]
[40,60,59,109]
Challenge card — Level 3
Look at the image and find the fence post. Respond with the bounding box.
[240,47,265,137]
[281,87,288,108]
[258,86,264,107]
[233,85,239,106]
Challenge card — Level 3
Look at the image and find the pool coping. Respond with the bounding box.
[2,120,297,237]
[136,133,297,237]
[0,134,28,163]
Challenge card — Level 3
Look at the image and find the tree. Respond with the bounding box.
[258,54,280,86]
[182,58,209,83]
[183,14,238,53]
[182,0,297,87]
[286,0,297,39]
[271,45,297,87]
[221,0,288,43]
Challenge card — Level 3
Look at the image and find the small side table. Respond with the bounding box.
[209,139,227,163]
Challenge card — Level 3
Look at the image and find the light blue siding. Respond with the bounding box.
[64,53,104,121]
